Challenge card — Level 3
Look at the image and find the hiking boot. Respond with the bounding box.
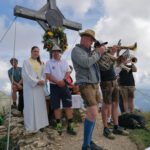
[103,127,115,139]
[82,146,91,150]
[67,122,77,135]
[113,126,129,135]
[90,141,104,150]
[55,123,63,135]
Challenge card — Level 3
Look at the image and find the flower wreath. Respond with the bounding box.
[42,27,68,53]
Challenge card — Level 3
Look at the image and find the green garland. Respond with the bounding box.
[42,27,68,53]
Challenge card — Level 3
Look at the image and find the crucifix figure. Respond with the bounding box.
[14,0,82,31]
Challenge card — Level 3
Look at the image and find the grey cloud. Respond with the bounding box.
[104,0,150,19]
[94,0,150,89]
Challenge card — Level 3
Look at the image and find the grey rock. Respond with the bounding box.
[11,109,22,117]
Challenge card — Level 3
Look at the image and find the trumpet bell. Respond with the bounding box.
[120,42,137,51]
[130,42,137,51]
[131,57,137,63]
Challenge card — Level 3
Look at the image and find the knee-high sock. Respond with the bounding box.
[89,121,95,143]
[83,118,95,148]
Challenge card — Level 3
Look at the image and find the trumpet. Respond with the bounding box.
[108,42,137,51]
[93,40,137,71]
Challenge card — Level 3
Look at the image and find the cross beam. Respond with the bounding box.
[14,0,82,31]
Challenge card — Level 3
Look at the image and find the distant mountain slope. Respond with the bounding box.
[0,91,10,114]
[135,89,150,112]
[0,89,150,113]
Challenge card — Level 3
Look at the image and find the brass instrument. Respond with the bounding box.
[108,42,137,51]
[94,50,117,71]
[120,64,131,72]
[93,40,137,71]
[130,56,137,63]
[104,52,117,61]
[116,55,137,72]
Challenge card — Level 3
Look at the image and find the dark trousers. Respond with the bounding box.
[18,90,24,113]
[119,92,125,113]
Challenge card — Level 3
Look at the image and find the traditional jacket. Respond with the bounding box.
[71,44,101,84]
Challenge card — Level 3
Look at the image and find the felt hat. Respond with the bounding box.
[79,29,96,41]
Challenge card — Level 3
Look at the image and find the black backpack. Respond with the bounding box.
[118,113,146,129]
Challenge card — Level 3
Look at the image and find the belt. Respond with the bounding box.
[78,83,98,86]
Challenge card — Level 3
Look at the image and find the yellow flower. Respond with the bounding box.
[47,31,53,37]
[43,28,68,53]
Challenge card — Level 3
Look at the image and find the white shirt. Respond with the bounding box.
[44,58,69,84]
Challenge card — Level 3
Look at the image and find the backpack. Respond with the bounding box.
[118,113,146,129]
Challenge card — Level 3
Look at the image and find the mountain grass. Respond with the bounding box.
[0,136,15,150]
[129,112,150,150]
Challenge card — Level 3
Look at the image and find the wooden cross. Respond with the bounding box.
[14,0,82,31]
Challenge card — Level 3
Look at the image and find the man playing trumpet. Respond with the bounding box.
[118,53,137,113]
[94,41,129,140]
[72,29,105,150]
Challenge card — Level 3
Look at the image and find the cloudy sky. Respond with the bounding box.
[0,0,150,94]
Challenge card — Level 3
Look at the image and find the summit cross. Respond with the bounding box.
[14,0,82,31]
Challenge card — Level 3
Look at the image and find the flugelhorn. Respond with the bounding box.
[130,56,137,63]
[120,64,131,72]
[127,56,138,64]
[108,42,137,51]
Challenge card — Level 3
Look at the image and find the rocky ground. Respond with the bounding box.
[0,109,63,150]
[62,115,138,150]
[0,108,138,150]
